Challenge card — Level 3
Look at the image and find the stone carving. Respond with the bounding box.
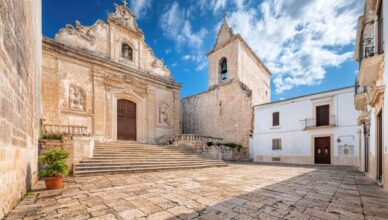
[159,103,169,125]
[56,20,99,45]
[108,3,142,34]
[69,86,86,111]
[122,86,136,96]
[121,43,133,61]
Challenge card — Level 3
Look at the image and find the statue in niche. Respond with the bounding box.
[159,103,169,124]
[69,86,86,111]
[122,43,133,61]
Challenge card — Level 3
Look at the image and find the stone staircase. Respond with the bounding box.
[74,141,226,175]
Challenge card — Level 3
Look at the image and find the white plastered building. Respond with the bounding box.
[250,87,360,166]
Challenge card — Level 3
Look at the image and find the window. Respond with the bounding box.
[272,112,279,126]
[272,139,281,150]
[316,105,329,126]
[219,58,227,81]
[121,43,133,61]
[378,1,384,54]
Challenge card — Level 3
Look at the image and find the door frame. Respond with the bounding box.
[110,90,147,143]
[117,99,137,141]
[376,110,383,183]
[311,134,333,164]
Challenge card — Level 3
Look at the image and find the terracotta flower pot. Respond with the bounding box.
[44,176,63,190]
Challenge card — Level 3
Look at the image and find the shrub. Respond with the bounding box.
[40,133,63,141]
[38,149,69,178]
[216,142,222,146]
[224,143,243,152]
[207,141,213,146]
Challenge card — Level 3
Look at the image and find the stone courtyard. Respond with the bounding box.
[5,163,388,220]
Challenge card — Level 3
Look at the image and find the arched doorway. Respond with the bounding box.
[117,99,136,140]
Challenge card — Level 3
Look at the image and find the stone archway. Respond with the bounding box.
[110,89,148,143]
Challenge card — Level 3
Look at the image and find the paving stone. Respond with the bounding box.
[4,164,388,220]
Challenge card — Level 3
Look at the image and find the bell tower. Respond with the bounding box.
[206,17,271,105]
[207,18,238,88]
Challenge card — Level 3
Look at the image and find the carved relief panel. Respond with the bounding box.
[158,102,170,127]
[69,86,86,111]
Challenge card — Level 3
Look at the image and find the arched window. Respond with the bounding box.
[121,43,133,61]
[219,57,227,81]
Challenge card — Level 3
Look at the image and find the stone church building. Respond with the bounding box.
[41,3,180,144]
[181,19,271,147]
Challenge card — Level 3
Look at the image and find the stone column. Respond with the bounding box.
[147,86,156,143]
[92,69,106,140]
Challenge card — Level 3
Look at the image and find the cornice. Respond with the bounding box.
[42,37,181,90]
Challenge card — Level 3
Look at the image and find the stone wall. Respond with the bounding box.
[181,80,253,147]
[42,39,180,144]
[0,0,42,218]
[41,3,181,145]
[39,136,94,173]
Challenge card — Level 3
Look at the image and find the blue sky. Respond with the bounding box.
[42,0,363,101]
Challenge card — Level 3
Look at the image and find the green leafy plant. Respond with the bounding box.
[40,133,63,141]
[207,141,214,146]
[224,143,243,152]
[38,149,69,178]
[216,142,222,146]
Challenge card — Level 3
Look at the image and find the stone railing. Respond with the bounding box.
[42,124,90,136]
[173,134,223,143]
[172,134,247,161]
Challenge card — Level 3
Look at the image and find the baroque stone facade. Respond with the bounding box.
[181,19,271,148]
[354,0,388,191]
[0,0,42,218]
[41,3,180,144]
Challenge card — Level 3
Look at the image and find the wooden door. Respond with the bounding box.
[377,111,383,182]
[117,100,136,140]
[316,105,329,126]
[315,137,331,164]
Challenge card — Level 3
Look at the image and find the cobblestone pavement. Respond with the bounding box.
[5,163,388,220]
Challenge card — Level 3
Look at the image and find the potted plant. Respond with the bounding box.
[38,149,69,190]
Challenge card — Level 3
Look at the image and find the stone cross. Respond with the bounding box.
[122,0,128,7]
[223,12,228,21]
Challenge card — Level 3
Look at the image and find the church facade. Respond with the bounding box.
[41,3,180,144]
[181,19,271,148]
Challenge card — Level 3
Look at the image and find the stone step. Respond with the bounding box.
[76,160,223,166]
[75,161,225,170]
[74,163,227,175]
[74,142,226,176]
[93,147,192,151]
[80,159,212,163]
[93,154,199,158]
[92,154,198,157]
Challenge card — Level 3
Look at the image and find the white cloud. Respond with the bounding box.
[226,0,363,93]
[129,0,152,18]
[182,54,207,71]
[233,0,245,10]
[160,2,208,72]
[160,2,207,49]
[199,0,228,13]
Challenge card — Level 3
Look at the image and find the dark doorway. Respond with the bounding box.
[315,137,331,164]
[316,105,330,126]
[117,99,136,141]
[364,123,369,172]
[377,111,383,183]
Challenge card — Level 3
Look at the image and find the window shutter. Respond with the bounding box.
[272,139,281,150]
[273,112,279,126]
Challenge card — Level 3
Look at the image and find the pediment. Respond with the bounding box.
[108,3,143,35]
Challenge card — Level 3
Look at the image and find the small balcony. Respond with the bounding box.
[354,79,368,111]
[358,20,384,86]
[304,115,336,130]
